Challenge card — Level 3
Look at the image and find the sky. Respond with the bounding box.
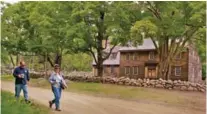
[4,0,19,4]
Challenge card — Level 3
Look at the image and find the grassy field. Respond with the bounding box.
[1,75,205,108]
[1,90,50,114]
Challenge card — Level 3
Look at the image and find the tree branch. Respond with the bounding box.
[147,1,162,20]
[47,55,54,67]
[173,27,198,57]
[103,44,116,61]
[89,47,98,64]
[186,23,204,28]
[103,36,109,49]
[150,37,158,51]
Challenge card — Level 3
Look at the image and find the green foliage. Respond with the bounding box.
[69,1,141,51]
[131,2,206,43]
[1,1,205,75]
[1,90,50,114]
[1,75,14,81]
[130,20,158,45]
[195,28,206,63]
[1,2,30,55]
[62,53,92,71]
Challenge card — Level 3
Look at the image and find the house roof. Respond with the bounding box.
[92,47,121,65]
[119,38,156,51]
[93,38,156,66]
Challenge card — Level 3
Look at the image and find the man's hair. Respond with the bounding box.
[20,61,25,65]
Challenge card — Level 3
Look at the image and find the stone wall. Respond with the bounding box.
[63,75,206,93]
[2,69,206,93]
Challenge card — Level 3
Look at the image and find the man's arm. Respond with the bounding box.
[13,68,18,78]
[13,68,22,78]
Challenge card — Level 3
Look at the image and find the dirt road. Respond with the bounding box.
[1,81,205,114]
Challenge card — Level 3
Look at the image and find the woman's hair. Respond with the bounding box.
[54,64,60,68]
[54,64,60,71]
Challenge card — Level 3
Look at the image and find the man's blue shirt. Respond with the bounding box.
[13,67,30,85]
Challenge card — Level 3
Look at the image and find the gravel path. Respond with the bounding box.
[1,81,205,114]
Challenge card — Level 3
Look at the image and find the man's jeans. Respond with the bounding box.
[15,84,29,100]
[51,86,62,109]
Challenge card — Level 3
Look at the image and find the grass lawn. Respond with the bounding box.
[1,75,205,108]
[1,90,50,114]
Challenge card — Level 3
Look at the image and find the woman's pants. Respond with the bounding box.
[52,86,62,109]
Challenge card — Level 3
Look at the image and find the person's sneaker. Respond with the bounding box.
[55,108,61,111]
[25,100,31,104]
[49,101,53,108]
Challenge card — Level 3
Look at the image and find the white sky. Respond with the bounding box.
[4,0,19,4]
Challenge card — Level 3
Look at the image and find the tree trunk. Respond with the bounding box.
[97,62,103,77]
[54,52,62,67]
[47,55,54,67]
[158,39,170,80]
[9,54,15,68]
[16,54,20,66]
[31,55,34,71]
[96,38,104,76]
[44,53,47,78]
[95,11,105,77]
[167,65,172,80]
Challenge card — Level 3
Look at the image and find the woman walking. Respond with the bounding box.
[49,64,67,111]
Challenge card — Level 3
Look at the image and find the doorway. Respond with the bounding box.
[145,66,157,78]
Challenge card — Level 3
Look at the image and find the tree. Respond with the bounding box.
[68,1,142,76]
[130,1,206,79]
[1,2,30,67]
[25,2,74,67]
[194,27,206,80]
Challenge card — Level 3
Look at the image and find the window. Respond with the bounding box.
[111,66,114,73]
[125,67,130,75]
[133,53,139,60]
[149,52,155,60]
[175,66,181,76]
[176,53,181,59]
[130,53,134,60]
[126,53,130,60]
[133,66,139,75]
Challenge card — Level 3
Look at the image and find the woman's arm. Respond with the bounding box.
[61,74,68,88]
[49,73,56,84]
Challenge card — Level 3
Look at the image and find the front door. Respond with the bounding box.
[148,69,156,78]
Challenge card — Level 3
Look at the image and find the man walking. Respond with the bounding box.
[13,61,30,103]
